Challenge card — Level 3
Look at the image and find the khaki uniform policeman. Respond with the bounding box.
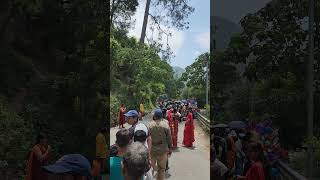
[148,109,172,180]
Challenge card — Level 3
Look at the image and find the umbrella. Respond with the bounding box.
[228,121,247,129]
[212,123,228,128]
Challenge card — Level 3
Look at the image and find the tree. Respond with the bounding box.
[0,1,108,177]
[110,0,139,29]
[181,53,210,107]
[110,27,179,125]
[214,0,320,148]
[140,0,194,43]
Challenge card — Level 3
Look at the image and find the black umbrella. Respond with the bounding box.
[212,123,228,128]
[228,121,247,129]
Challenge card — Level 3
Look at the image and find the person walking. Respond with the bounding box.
[110,129,131,180]
[183,108,195,147]
[171,108,180,149]
[94,127,107,179]
[166,107,172,122]
[148,109,172,180]
[25,133,50,180]
[122,142,151,180]
[134,130,153,180]
[118,104,126,129]
[125,110,152,150]
[161,111,171,177]
[140,102,145,116]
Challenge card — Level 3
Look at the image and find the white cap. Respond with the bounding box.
[134,123,148,135]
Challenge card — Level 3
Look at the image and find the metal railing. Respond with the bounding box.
[195,111,210,131]
[276,160,308,180]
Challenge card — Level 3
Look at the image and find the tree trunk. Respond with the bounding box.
[140,0,151,43]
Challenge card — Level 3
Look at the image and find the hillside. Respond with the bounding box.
[212,16,242,50]
[173,66,185,78]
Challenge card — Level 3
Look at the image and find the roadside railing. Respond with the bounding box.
[276,160,308,180]
[195,111,210,132]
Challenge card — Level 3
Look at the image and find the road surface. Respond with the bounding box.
[110,113,210,180]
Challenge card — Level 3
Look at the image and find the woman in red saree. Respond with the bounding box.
[183,109,195,147]
[25,134,50,180]
[118,104,126,128]
[170,108,180,148]
[167,107,172,121]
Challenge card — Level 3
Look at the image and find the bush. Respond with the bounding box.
[110,95,121,127]
[0,98,34,177]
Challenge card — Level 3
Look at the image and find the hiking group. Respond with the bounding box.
[110,101,196,180]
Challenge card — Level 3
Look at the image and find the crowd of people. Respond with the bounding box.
[212,120,289,180]
[110,101,196,180]
[22,100,198,180]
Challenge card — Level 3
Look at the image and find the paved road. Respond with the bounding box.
[110,113,210,180]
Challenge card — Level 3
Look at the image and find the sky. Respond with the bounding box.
[212,0,271,24]
[127,0,273,69]
[128,0,210,69]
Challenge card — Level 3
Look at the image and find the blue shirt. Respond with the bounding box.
[110,156,124,180]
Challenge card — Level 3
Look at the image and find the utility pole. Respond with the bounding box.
[307,0,315,178]
[140,0,151,43]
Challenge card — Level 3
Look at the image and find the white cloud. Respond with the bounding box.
[194,51,200,56]
[128,0,184,56]
[194,31,210,51]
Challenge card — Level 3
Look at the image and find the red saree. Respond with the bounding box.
[25,144,49,180]
[118,107,125,128]
[170,115,179,148]
[245,162,265,180]
[167,110,172,121]
[183,112,195,147]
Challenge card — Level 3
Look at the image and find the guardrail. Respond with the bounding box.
[195,112,210,131]
[276,160,308,180]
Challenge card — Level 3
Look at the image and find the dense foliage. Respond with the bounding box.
[0,0,108,178]
[181,53,209,108]
[211,0,320,148]
[109,0,193,126]
[110,27,182,126]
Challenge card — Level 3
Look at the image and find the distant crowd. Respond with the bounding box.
[212,119,288,180]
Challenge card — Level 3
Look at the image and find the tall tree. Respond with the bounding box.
[181,53,210,107]
[139,0,194,44]
[110,0,139,29]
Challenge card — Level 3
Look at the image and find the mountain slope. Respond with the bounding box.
[173,66,185,78]
[212,16,242,50]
